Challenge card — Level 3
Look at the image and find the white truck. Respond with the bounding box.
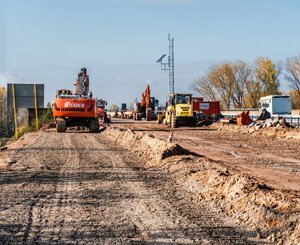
[258,95,291,116]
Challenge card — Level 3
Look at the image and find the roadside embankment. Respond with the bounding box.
[103,126,300,244]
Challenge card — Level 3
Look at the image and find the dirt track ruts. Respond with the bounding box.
[0,131,260,244]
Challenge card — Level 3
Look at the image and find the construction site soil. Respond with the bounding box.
[0,119,299,244]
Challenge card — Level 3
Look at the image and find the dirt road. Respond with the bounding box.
[0,131,261,244]
[112,119,300,192]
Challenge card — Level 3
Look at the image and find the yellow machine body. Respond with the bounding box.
[161,94,196,128]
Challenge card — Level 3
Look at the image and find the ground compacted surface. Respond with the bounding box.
[0,130,267,244]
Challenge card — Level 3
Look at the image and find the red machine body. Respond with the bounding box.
[52,68,99,132]
[53,95,97,119]
[192,98,221,116]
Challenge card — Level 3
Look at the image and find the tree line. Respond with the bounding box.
[191,56,300,110]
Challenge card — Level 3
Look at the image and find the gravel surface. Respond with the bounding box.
[0,131,261,244]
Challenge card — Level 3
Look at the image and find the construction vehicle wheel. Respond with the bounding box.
[192,119,197,127]
[146,108,152,121]
[162,118,167,125]
[89,119,99,133]
[137,113,142,121]
[56,118,66,133]
[171,114,177,128]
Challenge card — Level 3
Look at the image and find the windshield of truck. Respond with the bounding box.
[176,95,191,104]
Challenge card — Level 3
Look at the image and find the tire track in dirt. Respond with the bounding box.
[94,134,255,244]
[20,133,75,243]
[0,131,258,244]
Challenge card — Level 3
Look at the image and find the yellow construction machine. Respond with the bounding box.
[158,93,196,128]
[156,35,196,128]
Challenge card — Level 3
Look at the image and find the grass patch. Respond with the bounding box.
[13,107,54,141]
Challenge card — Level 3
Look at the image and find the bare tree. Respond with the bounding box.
[191,58,282,109]
[289,90,300,109]
[230,61,251,108]
[286,56,300,108]
[192,62,246,109]
[244,79,261,108]
[207,63,234,110]
[190,76,217,101]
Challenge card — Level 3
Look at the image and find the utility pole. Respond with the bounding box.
[156,34,175,96]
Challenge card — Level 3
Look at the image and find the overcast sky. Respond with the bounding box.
[1,0,300,106]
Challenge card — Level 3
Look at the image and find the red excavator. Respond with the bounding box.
[52,68,99,132]
[133,85,156,121]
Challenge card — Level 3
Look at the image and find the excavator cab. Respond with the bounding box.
[56,89,73,98]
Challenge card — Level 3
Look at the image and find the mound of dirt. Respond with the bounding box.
[103,127,196,166]
[104,126,300,243]
[187,160,300,243]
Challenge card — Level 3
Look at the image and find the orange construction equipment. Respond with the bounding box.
[52,68,99,132]
[237,111,252,126]
[133,84,156,121]
[141,85,151,112]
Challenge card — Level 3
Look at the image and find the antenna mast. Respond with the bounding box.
[168,34,175,95]
[156,34,175,96]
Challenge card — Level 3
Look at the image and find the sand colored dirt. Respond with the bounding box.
[0,130,262,244]
[104,126,300,244]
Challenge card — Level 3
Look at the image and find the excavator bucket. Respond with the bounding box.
[237,111,252,126]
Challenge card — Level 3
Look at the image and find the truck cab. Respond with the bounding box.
[258,95,291,116]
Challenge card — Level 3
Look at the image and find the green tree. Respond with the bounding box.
[255,57,281,95]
